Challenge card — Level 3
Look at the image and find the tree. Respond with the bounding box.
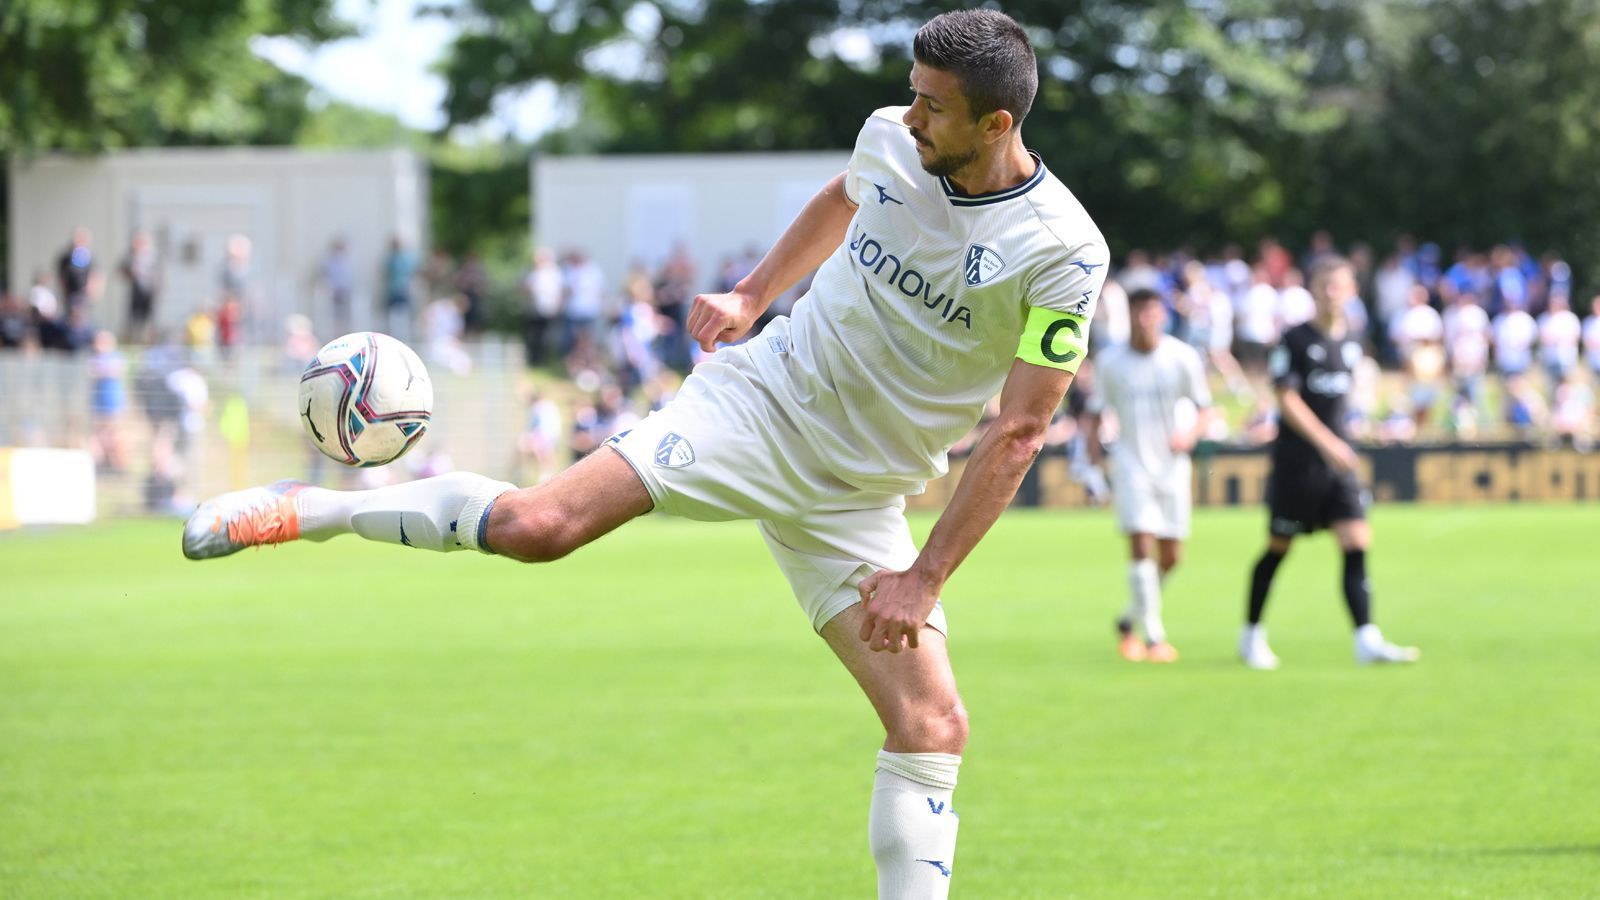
[429,0,1347,253]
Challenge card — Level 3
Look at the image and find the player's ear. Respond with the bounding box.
[981,109,1014,144]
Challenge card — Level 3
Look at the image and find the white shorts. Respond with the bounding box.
[1111,456,1191,540]
[608,345,947,636]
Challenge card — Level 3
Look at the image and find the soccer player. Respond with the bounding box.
[1087,288,1214,663]
[1241,256,1420,670]
[182,12,1106,898]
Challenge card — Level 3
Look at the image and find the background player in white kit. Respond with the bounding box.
[1087,288,1214,662]
[180,11,1108,899]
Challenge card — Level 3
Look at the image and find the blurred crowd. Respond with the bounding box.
[1081,234,1597,449]
[7,224,1600,504]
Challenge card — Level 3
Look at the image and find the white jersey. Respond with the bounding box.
[1089,336,1212,479]
[751,107,1108,494]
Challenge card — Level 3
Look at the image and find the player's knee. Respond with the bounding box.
[1159,544,1182,572]
[890,698,968,755]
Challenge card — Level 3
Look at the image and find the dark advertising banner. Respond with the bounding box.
[908,444,1600,510]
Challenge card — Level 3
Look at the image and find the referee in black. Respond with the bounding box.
[1239,255,1420,669]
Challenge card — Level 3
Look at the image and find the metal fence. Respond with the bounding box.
[0,341,528,520]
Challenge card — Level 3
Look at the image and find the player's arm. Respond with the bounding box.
[858,358,1073,653]
[1277,386,1358,473]
[686,171,857,351]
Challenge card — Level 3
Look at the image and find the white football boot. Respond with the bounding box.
[1354,624,1421,665]
[1239,625,1281,670]
[182,480,310,560]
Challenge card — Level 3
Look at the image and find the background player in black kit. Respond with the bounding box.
[1239,256,1420,669]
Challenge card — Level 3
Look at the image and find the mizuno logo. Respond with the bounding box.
[303,400,325,443]
[873,183,904,206]
[927,798,946,814]
[915,859,952,877]
[1069,259,1104,275]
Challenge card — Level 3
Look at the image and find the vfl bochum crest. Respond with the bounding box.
[655,432,695,468]
[964,244,1006,287]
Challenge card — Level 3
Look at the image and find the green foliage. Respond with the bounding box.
[0,0,350,154]
[432,0,1600,273]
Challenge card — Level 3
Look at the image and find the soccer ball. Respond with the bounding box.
[298,332,433,467]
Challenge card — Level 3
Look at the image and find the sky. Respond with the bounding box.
[251,0,560,140]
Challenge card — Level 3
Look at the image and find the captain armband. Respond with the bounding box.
[1015,306,1090,373]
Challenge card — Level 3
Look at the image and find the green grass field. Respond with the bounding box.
[2,504,1596,898]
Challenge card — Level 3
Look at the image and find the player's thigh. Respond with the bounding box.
[610,351,823,522]
[1332,518,1370,552]
[759,503,948,637]
[820,603,967,755]
[488,446,653,561]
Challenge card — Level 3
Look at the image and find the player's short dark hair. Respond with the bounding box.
[913,10,1038,128]
[1128,287,1163,306]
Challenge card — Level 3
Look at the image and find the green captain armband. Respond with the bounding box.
[1016,306,1090,373]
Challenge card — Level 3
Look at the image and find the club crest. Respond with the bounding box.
[654,432,695,468]
[964,244,1006,286]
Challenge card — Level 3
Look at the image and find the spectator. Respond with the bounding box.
[383,236,418,342]
[1091,277,1130,354]
[563,249,605,355]
[424,293,471,375]
[217,295,243,355]
[1503,374,1547,438]
[1373,253,1415,364]
[516,389,564,484]
[89,330,129,471]
[221,234,252,302]
[1390,285,1446,432]
[1180,260,1250,397]
[1118,249,1162,296]
[1582,295,1600,377]
[56,226,99,315]
[27,271,61,349]
[523,247,564,367]
[1276,268,1315,331]
[0,289,31,348]
[1537,292,1582,384]
[319,238,355,334]
[1493,303,1537,377]
[119,230,160,344]
[1551,371,1595,450]
[456,252,489,335]
[1443,292,1492,407]
[1236,263,1279,371]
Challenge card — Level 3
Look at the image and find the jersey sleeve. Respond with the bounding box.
[1015,244,1109,374]
[1269,330,1303,392]
[843,107,907,207]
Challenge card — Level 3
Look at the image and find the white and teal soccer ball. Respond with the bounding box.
[298,332,433,467]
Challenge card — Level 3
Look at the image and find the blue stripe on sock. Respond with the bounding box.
[477,497,498,555]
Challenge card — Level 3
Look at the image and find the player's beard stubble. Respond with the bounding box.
[910,129,978,178]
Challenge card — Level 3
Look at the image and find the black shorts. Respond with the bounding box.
[1267,465,1367,536]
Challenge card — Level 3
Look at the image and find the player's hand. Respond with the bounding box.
[1169,431,1197,454]
[686,290,761,353]
[1320,438,1360,475]
[857,567,941,653]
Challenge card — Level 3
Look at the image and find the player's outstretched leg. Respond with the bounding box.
[823,604,966,900]
[183,447,652,562]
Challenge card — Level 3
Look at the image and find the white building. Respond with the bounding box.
[533,151,850,291]
[8,148,428,340]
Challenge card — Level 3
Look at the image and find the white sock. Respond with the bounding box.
[870,750,961,900]
[296,472,515,553]
[1129,558,1164,644]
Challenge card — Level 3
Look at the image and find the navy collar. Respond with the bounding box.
[940,151,1046,207]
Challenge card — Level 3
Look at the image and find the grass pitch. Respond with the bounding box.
[2,504,1596,898]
